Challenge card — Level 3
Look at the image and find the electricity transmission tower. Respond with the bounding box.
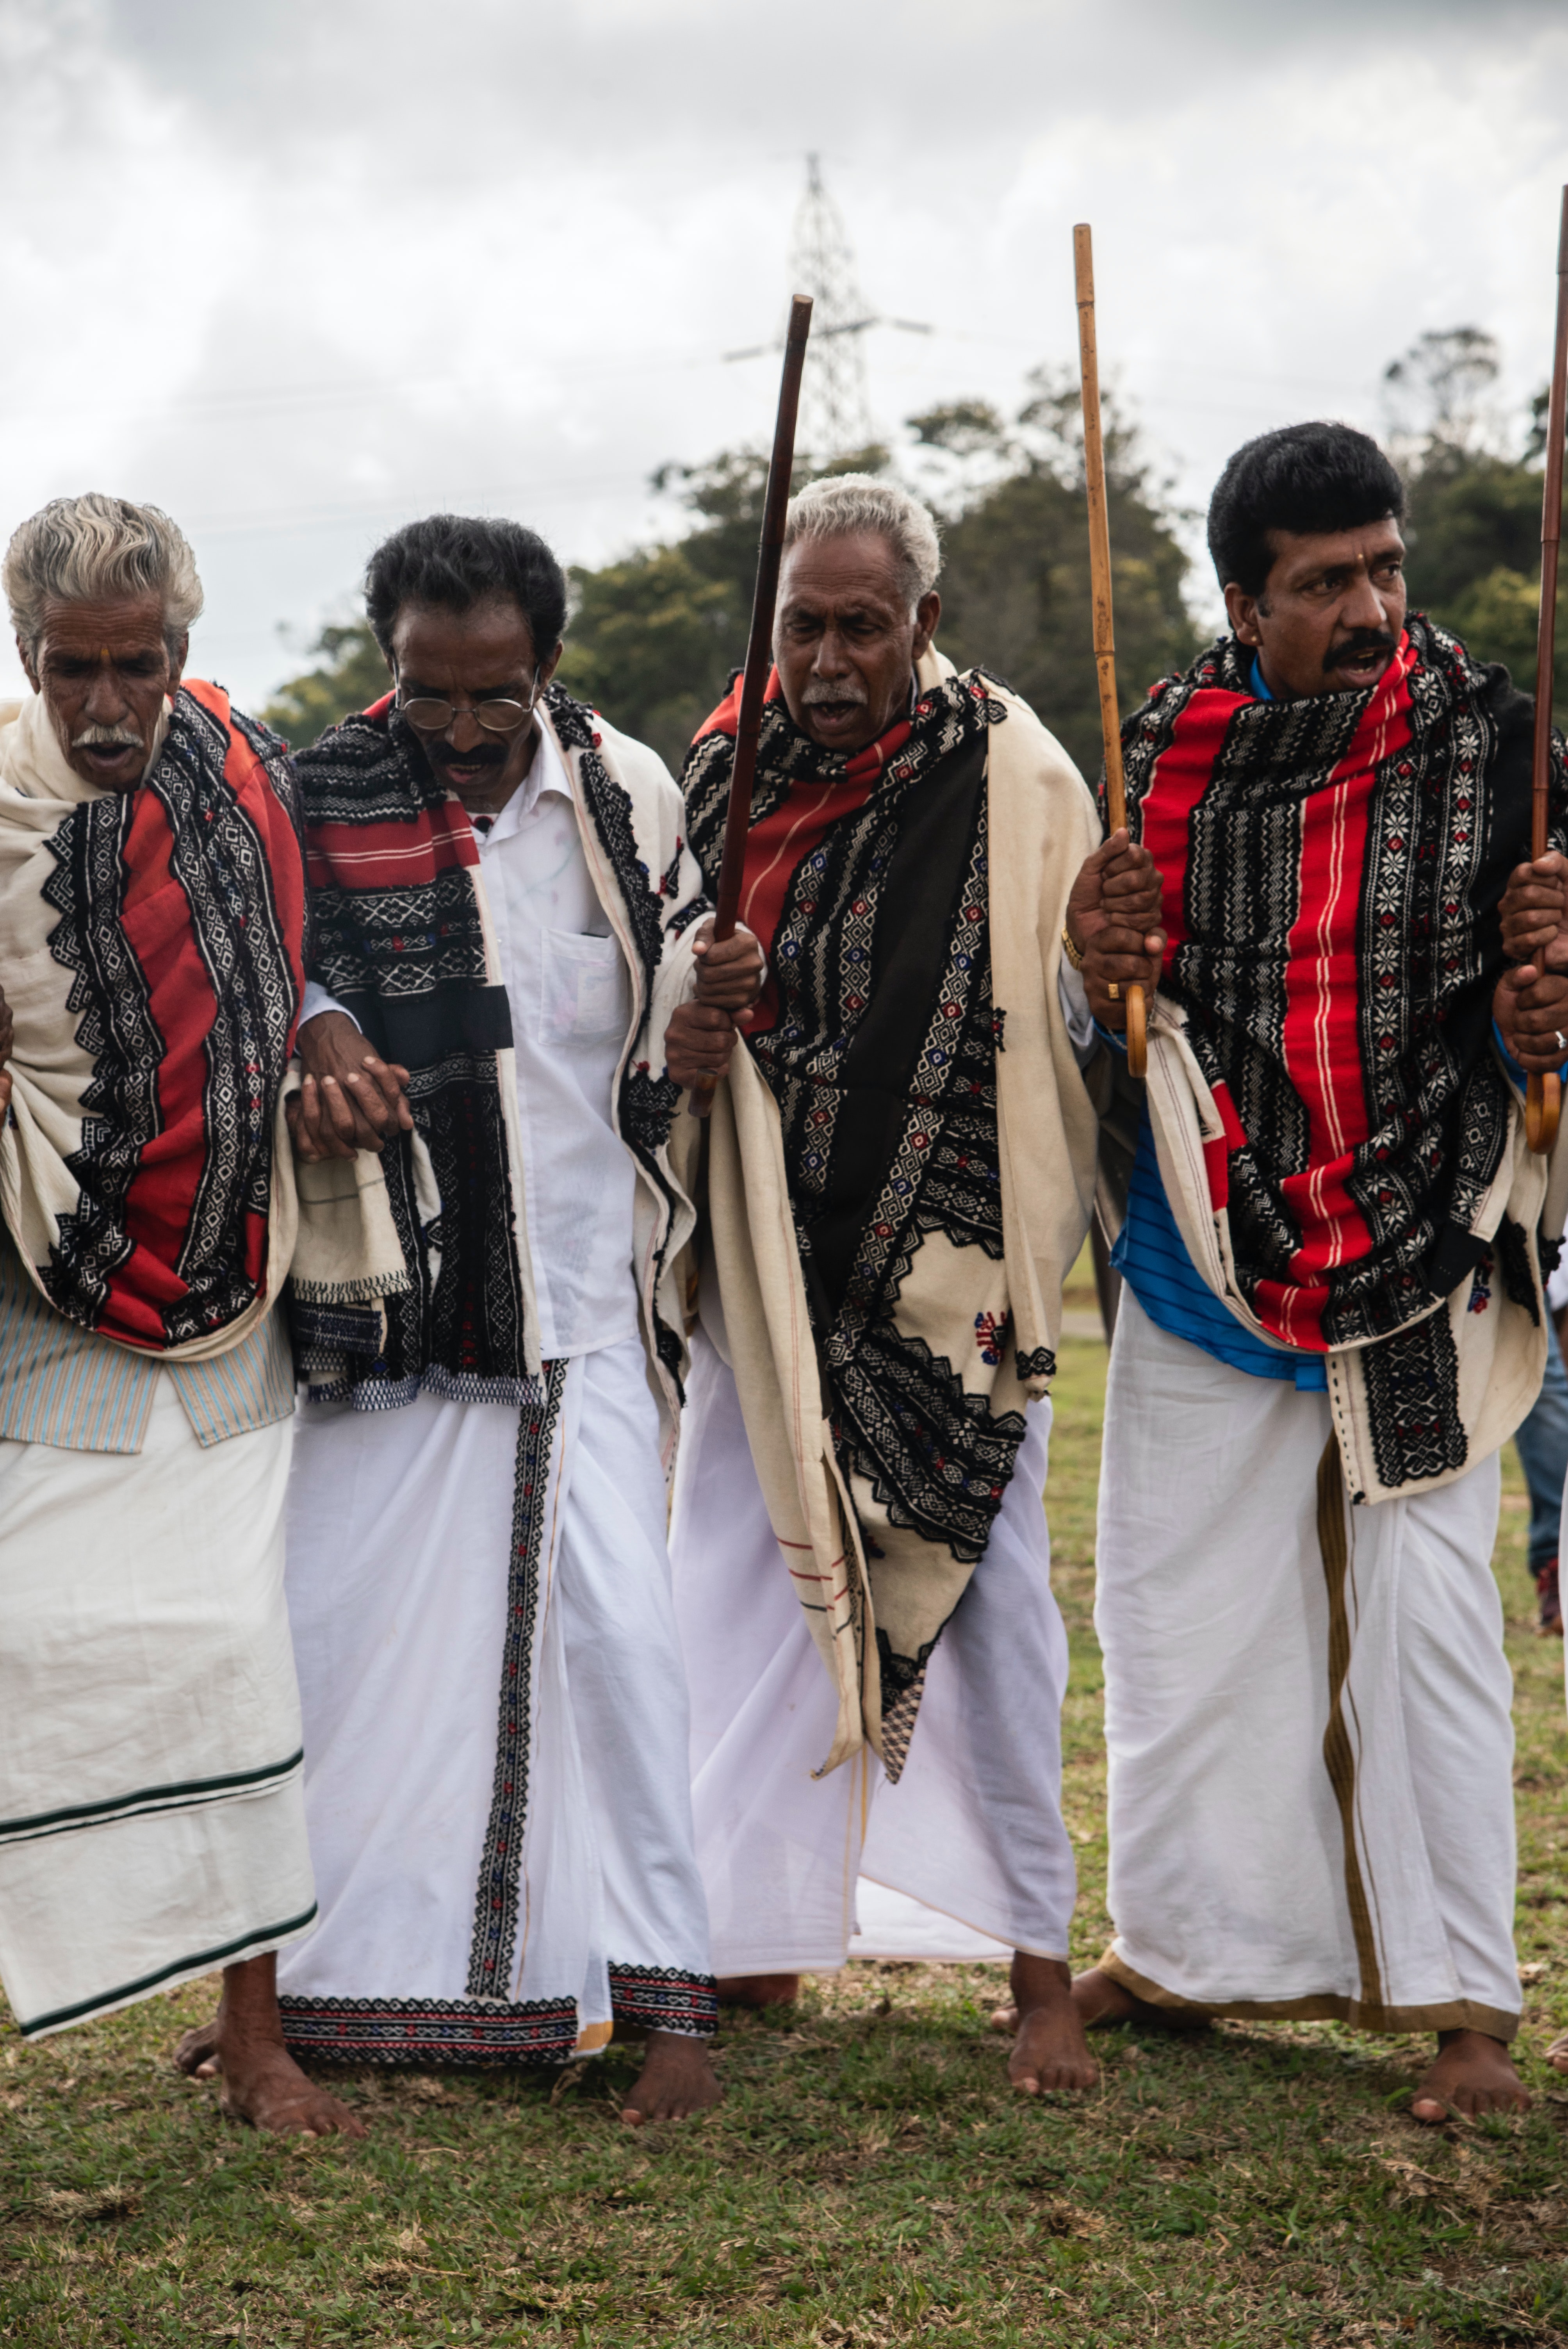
[789,155,875,458]
[725,155,931,462]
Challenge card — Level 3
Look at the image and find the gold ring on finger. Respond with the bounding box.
[1107,980,1121,1002]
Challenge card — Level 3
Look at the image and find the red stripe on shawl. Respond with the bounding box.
[1203,1079,1248,1211]
[691,668,912,1034]
[307,802,479,889]
[306,697,481,888]
[1142,643,1422,1352]
[1256,641,1417,1348]
[98,682,306,1348]
[1139,681,1249,973]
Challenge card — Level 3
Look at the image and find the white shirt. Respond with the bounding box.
[303,725,640,1360]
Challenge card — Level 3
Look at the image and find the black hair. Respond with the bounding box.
[1206,422,1406,595]
[363,513,568,661]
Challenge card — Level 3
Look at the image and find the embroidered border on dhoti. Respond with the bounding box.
[466,1358,569,2000]
[277,1993,579,2066]
[607,1962,719,2040]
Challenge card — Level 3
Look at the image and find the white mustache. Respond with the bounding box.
[71,724,143,749]
[802,677,868,706]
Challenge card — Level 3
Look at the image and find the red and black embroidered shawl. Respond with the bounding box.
[296,685,701,1406]
[1122,616,1568,1356]
[39,682,306,1349]
[684,667,1023,1581]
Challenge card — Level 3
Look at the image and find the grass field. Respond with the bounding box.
[2,1302,1566,2345]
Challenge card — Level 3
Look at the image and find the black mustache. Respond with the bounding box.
[427,737,507,769]
[1326,629,1396,673]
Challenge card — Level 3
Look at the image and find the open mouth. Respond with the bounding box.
[77,740,141,771]
[1326,634,1395,685]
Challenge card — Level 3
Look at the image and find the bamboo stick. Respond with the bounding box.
[1073,223,1146,1077]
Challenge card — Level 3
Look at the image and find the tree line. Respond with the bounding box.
[261,327,1564,777]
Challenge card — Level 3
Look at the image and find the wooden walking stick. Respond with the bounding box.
[1073,223,1146,1079]
[690,292,813,1118]
[1526,183,1568,1156]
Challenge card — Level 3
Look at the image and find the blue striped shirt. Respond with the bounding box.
[1110,1106,1329,1388]
[0,1229,295,1452]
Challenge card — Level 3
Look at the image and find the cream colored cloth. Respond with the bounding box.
[674,653,1102,1772]
[0,1376,316,2036]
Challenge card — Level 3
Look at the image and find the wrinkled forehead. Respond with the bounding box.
[778,529,912,619]
[36,590,172,660]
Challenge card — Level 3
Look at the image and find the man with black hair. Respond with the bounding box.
[1065,421,1568,2121]
[180,514,761,2125]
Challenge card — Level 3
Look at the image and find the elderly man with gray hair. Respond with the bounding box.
[669,474,1108,2093]
[0,494,360,2137]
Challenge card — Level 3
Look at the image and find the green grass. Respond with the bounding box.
[2,1333,1566,2345]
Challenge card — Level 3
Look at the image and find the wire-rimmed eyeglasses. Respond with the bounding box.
[395,682,540,734]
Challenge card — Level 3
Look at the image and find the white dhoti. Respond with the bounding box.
[1095,1290,1519,2036]
[0,1379,314,2037]
[277,1334,715,2062]
[668,1330,1076,1973]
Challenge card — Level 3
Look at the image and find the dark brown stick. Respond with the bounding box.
[690,293,813,1117]
[1073,224,1146,1078]
[1527,185,1568,1156]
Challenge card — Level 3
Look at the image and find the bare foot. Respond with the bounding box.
[620,2030,722,2125]
[173,2016,221,2080]
[1005,1954,1096,2096]
[1410,2029,1529,2124]
[716,1974,800,2008]
[989,1967,1188,2035]
[1547,2034,1568,2075]
[1065,1966,1208,2034]
[178,1955,367,2140]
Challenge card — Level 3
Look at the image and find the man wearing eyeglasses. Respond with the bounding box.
[178,514,760,2127]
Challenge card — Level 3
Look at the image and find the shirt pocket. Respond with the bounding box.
[538,928,628,1046]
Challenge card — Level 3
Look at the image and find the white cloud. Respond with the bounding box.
[0,0,1562,706]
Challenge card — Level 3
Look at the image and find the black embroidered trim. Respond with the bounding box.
[875,1625,939,1705]
[277,1994,578,2066]
[606,1963,719,2039]
[467,1359,568,1999]
[1016,1346,1056,1382]
[834,1322,1028,1567]
[1494,1215,1540,1323]
[1360,1310,1468,1490]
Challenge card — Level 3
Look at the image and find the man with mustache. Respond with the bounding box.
[0,493,359,2136]
[1066,421,1568,2121]
[668,475,1108,2095]
[178,513,761,2125]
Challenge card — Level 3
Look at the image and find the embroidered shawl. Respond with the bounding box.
[0,683,307,1356]
[294,684,708,1424]
[1120,617,1568,1498]
[681,654,1101,1772]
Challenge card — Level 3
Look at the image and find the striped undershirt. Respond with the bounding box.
[0,1229,295,1453]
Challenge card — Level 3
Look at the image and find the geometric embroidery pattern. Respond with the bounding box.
[607,1963,719,2040]
[467,1358,569,1999]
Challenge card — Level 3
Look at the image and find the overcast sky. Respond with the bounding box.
[0,0,1563,710]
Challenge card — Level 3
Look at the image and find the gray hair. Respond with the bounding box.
[3,492,203,658]
[782,474,941,608]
